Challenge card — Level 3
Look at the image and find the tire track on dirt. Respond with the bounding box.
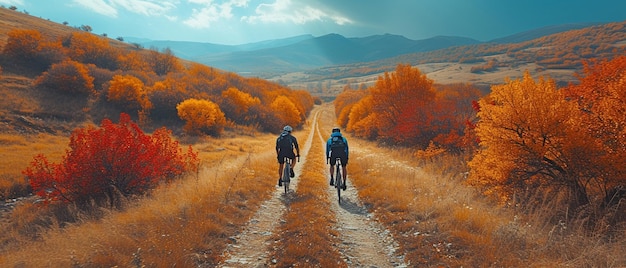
[315,107,408,267]
[217,109,318,267]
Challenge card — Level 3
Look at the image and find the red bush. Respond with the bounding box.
[23,113,199,204]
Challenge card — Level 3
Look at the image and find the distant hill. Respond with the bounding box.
[130,23,597,77]
[275,20,626,98]
[132,33,481,76]
[126,34,314,60]
[488,22,600,43]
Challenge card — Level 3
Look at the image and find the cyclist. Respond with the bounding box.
[326,127,348,190]
[276,125,300,187]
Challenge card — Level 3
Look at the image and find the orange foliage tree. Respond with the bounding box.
[346,95,378,139]
[564,56,626,202]
[118,51,152,73]
[107,74,152,122]
[334,86,368,127]
[467,72,599,207]
[220,87,261,124]
[340,64,438,146]
[23,113,199,204]
[146,47,183,76]
[34,60,95,95]
[176,98,227,136]
[269,95,301,129]
[65,32,119,70]
[431,83,483,151]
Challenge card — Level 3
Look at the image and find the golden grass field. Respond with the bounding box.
[2,103,624,267]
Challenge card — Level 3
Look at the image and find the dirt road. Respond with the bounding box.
[218,105,406,267]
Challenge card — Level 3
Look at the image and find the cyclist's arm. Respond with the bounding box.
[325,139,331,159]
[293,137,300,156]
[344,138,349,159]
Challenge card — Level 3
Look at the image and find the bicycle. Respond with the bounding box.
[333,157,343,203]
[281,156,298,194]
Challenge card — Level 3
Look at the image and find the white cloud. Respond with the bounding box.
[242,0,352,25]
[183,0,249,29]
[72,0,175,18]
[0,0,24,6]
[73,0,118,17]
[111,0,175,17]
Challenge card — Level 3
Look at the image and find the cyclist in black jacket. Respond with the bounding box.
[276,125,300,186]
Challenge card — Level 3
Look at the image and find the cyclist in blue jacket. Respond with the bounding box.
[326,127,348,190]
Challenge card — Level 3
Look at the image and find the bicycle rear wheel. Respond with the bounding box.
[283,161,291,194]
[335,163,342,203]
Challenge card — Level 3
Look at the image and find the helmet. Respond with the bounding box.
[332,127,340,133]
[283,125,293,132]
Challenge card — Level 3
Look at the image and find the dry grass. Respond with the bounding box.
[347,137,626,267]
[0,133,68,199]
[0,131,280,267]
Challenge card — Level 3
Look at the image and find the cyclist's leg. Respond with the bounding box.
[277,154,285,185]
[342,156,348,181]
[329,155,338,185]
[288,157,295,177]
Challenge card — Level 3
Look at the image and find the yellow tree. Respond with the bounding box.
[66,32,119,70]
[107,74,152,123]
[270,96,301,128]
[118,51,152,73]
[334,87,368,128]
[221,87,261,123]
[467,72,593,206]
[176,98,226,136]
[347,95,378,139]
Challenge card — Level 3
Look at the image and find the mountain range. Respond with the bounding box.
[127,22,597,77]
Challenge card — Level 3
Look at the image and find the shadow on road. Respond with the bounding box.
[338,196,369,215]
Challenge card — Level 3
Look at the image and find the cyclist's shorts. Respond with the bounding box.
[329,151,348,166]
[278,151,295,164]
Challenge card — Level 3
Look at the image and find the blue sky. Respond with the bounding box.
[3,0,626,45]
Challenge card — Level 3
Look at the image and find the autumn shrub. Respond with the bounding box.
[145,47,182,76]
[149,86,188,123]
[106,74,152,111]
[117,51,152,73]
[176,98,227,136]
[64,32,119,70]
[269,95,301,128]
[2,29,41,60]
[85,63,117,91]
[2,29,65,72]
[22,113,199,205]
[34,59,95,95]
[219,87,261,124]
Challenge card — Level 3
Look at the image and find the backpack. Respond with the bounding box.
[277,134,293,150]
[330,136,346,150]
